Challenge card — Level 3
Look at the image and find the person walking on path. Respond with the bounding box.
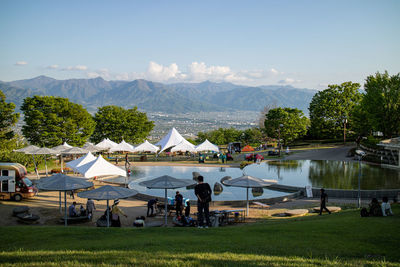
[175,191,183,217]
[194,175,212,228]
[319,188,331,215]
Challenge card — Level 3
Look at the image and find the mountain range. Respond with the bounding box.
[0,76,317,114]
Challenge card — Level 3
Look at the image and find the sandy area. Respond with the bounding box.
[0,146,362,227]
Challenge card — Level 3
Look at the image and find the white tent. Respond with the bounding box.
[109,140,135,153]
[66,152,96,172]
[170,139,196,153]
[96,138,118,150]
[76,155,127,178]
[195,139,219,152]
[52,142,73,153]
[156,128,186,153]
[133,140,159,153]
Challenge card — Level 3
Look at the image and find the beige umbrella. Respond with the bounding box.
[14,145,40,178]
[29,147,58,177]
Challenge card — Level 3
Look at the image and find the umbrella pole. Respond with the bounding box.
[64,191,67,227]
[246,187,249,216]
[45,155,48,177]
[107,200,110,228]
[165,188,168,226]
[32,155,39,179]
[59,191,62,214]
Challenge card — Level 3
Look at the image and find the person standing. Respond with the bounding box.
[319,188,331,215]
[147,198,158,217]
[86,198,96,219]
[175,191,183,217]
[194,175,212,228]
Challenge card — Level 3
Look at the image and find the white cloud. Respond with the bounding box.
[15,61,28,66]
[62,65,88,71]
[278,78,301,84]
[47,64,59,69]
[145,61,182,81]
[83,61,284,85]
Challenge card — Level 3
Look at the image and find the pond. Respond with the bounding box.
[104,160,400,201]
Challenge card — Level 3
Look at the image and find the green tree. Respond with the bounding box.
[91,105,154,144]
[21,96,95,147]
[264,107,309,145]
[308,82,362,139]
[360,71,400,138]
[241,128,264,145]
[0,90,19,144]
[196,128,242,145]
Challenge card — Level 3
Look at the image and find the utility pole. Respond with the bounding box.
[343,118,348,145]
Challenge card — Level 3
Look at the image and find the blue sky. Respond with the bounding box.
[0,0,399,89]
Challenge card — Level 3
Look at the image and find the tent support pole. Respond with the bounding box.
[59,191,62,214]
[165,189,168,226]
[32,155,39,179]
[64,191,67,227]
[61,154,63,173]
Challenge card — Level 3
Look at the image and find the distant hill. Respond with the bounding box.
[1,76,317,114]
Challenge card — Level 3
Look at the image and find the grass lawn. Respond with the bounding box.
[0,206,399,266]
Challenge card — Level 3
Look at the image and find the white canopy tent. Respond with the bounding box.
[76,155,127,178]
[66,152,96,172]
[96,138,118,150]
[170,139,196,153]
[109,140,135,153]
[52,142,73,153]
[155,128,187,153]
[195,139,219,152]
[133,140,160,153]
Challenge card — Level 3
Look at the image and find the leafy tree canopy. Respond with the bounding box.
[196,128,242,145]
[308,82,362,139]
[21,96,95,147]
[91,105,154,144]
[264,107,309,145]
[0,89,19,143]
[360,71,400,138]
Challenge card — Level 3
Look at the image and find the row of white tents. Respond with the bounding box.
[91,128,219,154]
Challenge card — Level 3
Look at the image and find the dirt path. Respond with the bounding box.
[285,145,356,162]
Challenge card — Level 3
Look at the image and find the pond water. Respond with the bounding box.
[104,160,400,201]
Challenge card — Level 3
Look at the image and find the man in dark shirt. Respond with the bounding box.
[147,198,158,217]
[319,188,331,215]
[194,175,212,228]
[175,191,183,217]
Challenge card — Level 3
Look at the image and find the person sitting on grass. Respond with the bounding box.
[68,201,78,217]
[381,196,394,216]
[368,198,382,216]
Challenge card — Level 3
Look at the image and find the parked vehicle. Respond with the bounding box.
[0,163,37,201]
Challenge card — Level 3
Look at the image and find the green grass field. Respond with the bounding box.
[0,207,399,266]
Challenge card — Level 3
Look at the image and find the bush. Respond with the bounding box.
[240,161,253,169]
[361,136,381,149]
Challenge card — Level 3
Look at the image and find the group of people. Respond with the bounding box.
[145,175,213,228]
[68,198,96,219]
[362,196,394,217]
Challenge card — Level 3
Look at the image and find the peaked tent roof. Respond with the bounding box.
[62,147,89,155]
[52,142,73,153]
[170,139,196,153]
[133,140,159,153]
[82,142,102,152]
[109,140,135,153]
[29,147,58,155]
[195,139,219,152]
[96,138,118,150]
[36,173,93,191]
[155,128,186,153]
[76,155,127,178]
[14,145,40,154]
[242,145,255,152]
[66,152,96,172]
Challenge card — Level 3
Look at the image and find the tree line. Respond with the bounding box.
[199,71,400,146]
[0,93,155,162]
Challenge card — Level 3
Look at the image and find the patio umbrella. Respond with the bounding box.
[52,142,73,172]
[138,175,196,225]
[82,142,102,153]
[77,185,138,227]
[36,173,93,226]
[221,175,277,216]
[14,145,40,178]
[29,147,58,177]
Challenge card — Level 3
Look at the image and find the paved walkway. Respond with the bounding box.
[284,145,356,162]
